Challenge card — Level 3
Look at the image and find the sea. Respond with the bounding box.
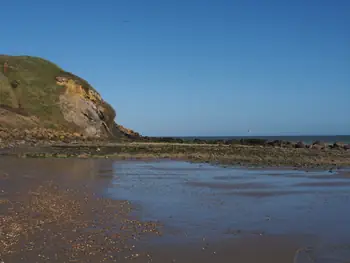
[178,135,350,145]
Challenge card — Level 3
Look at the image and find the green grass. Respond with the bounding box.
[0,55,116,132]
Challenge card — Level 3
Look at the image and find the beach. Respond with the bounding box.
[1,0,349,261]
[2,155,350,262]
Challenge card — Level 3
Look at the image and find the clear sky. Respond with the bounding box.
[2,0,349,136]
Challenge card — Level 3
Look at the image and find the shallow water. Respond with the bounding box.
[104,160,350,262]
[2,157,350,262]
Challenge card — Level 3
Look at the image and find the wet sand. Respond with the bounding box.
[0,158,161,263]
[2,158,350,262]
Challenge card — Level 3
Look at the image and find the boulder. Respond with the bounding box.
[295,141,306,148]
[267,140,283,147]
[332,142,345,150]
[310,141,326,150]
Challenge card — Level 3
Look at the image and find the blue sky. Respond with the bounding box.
[2,0,349,136]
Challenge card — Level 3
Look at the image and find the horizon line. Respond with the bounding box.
[147,134,350,138]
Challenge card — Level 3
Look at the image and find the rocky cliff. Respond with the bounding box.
[0,55,121,139]
[116,124,141,139]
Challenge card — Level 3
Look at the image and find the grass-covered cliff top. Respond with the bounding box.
[0,55,116,133]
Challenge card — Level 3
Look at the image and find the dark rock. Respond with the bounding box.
[295,141,306,148]
[193,138,204,144]
[310,140,327,150]
[332,142,345,149]
[97,109,105,120]
[267,140,283,147]
[10,79,20,89]
[240,138,267,146]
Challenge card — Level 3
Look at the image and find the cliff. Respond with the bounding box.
[116,124,141,139]
[0,55,123,139]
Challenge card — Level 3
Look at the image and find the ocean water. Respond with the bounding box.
[179,135,350,144]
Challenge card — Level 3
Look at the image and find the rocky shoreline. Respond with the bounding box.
[0,142,349,169]
[1,128,349,168]
[1,127,349,150]
[140,136,350,150]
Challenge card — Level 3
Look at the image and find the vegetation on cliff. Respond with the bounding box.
[0,55,120,138]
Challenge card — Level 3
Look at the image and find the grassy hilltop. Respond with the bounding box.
[0,55,121,138]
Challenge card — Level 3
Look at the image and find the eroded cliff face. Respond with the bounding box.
[56,76,113,138]
[0,55,121,139]
[116,124,141,139]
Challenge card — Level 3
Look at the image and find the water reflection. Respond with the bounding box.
[106,160,350,251]
[1,157,350,262]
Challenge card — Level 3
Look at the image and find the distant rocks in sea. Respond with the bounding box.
[139,136,350,151]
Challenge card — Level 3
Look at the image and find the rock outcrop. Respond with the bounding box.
[116,124,141,139]
[56,76,113,137]
[295,141,306,148]
[0,55,122,139]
